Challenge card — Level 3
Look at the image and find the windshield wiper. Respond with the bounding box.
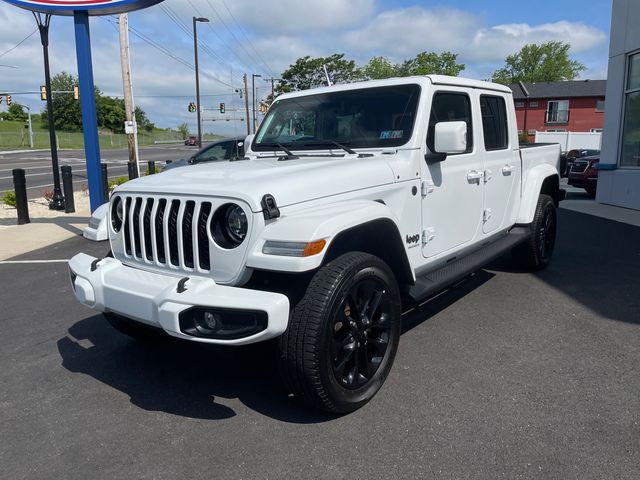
[258,142,299,160]
[295,140,373,158]
[296,140,356,155]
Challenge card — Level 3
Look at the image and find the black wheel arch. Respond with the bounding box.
[322,218,414,289]
[540,174,561,206]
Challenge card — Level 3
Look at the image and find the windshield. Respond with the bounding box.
[253,84,421,151]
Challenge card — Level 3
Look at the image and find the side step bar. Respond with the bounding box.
[408,227,531,303]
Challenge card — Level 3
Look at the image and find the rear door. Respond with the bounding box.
[422,89,484,258]
[479,94,521,234]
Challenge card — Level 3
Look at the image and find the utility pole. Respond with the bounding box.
[264,77,280,101]
[252,74,262,133]
[118,13,140,177]
[192,16,209,148]
[243,74,250,136]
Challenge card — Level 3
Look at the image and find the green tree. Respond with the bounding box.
[277,54,362,94]
[7,104,28,122]
[135,106,155,132]
[177,122,189,139]
[41,71,83,131]
[491,41,586,85]
[41,71,154,133]
[400,51,465,76]
[362,56,399,80]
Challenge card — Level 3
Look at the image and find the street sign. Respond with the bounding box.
[124,120,136,134]
[2,0,164,16]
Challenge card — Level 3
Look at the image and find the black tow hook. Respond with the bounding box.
[177,277,190,293]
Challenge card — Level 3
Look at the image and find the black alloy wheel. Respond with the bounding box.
[330,278,393,389]
[279,252,402,413]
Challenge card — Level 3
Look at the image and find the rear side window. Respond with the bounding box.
[427,92,473,154]
[480,95,509,150]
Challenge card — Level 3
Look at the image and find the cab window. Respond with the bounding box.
[480,95,509,151]
[427,92,473,154]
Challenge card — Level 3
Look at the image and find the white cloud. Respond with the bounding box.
[470,21,608,61]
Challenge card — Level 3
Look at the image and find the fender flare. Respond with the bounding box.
[246,199,410,276]
[517,164,559,224]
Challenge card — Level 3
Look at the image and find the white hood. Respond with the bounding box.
[115,155,396,212]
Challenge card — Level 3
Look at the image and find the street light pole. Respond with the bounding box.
[192,16,209,149]
[34,12,64,210]
[252,73,262,133]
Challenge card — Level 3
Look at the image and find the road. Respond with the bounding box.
[0,207,638,479]
[0,145,197,198]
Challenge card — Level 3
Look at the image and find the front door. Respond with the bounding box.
[422,89,484,258]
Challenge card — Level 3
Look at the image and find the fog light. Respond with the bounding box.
[204,311,218,330]
[179,308,268,340]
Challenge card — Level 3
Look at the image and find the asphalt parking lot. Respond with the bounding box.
[1,206,639,479]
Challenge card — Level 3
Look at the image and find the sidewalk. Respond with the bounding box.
[0,192,92,261]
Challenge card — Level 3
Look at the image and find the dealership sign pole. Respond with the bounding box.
[2,0,163,213]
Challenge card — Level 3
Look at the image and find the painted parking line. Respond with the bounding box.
[0,259,69,264]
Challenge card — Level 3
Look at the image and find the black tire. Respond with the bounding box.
[585,185,597,198]
[279,252,402,413]
[512,194,557,271]
[104,312,165,340]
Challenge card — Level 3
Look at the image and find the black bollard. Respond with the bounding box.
[127,161,138,180]
[12,169,30,225]
[101,163,109,204]
[166,160,173,165]
[61,165,75,213]
[147,161,155,175]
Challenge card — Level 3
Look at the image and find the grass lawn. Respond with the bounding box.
[0,119,199,151]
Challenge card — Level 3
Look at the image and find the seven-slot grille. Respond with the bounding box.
[570,160,590,174]
[120,196,213,271]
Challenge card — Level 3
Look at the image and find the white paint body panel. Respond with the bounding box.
[70,75,560,345]
[82,202,109,242]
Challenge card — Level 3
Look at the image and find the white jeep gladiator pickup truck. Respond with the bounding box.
[69,76,562,413]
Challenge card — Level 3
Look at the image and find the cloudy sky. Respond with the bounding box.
[0,0,612,135]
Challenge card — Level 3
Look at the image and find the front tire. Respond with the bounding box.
[279,252,402,413]
[512,194,557,271]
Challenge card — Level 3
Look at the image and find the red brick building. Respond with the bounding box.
[509,80,607,141]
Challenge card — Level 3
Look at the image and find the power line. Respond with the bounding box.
[0,29,38,58]
[203,0,264,72]
[102,17,238,90]
[219,0,275,78]
[185,0,256,75]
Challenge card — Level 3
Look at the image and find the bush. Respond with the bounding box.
[2,191,17,207]
[108,176,129,191]
[519,133,531,144]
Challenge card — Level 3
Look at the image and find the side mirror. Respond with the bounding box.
[434,121,467,155]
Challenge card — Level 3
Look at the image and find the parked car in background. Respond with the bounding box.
[561,149,600,177]
[185,136,198,146]
[568,154,599,197]
[164,137,245,171]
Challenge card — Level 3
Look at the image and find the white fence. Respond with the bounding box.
[534,131,602,151]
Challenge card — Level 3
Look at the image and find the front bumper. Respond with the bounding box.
[68,253,290,345]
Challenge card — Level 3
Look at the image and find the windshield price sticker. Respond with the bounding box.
[379,130,403,140]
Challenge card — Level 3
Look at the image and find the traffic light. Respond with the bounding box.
[6,95,11,106]
[219,102,225,114]
[188,102,196,112]
[73,85,79,100]
[0,96,3,105]
[40,86,47,101]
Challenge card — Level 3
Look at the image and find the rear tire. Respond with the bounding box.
[279,252,402,413]
[512,194,557,271]
[104,312,165,340]
[585,185,597,197]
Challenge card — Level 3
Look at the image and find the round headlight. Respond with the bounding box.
[210,203,248,248]
[225,205,248,243]
[111,196,123,232]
